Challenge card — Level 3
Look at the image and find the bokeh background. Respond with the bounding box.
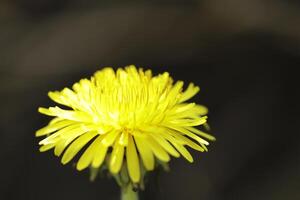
[0,0,299,199]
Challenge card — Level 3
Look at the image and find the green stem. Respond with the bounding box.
[121,184,139,200]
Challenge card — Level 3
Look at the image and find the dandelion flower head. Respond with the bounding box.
[36,65,215,183]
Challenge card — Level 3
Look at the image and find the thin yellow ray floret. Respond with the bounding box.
[109,139,125,174]
[126,135,140,183]
[134,135,155,171]
[61,131,98,164]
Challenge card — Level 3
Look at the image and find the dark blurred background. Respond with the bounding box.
[0,0,299,200]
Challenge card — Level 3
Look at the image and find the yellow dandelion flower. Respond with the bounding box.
[36,65,215,184]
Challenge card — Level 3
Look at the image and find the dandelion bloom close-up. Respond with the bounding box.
[36,65,215,184]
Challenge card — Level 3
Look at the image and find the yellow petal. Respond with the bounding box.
[166,125,208,147]
[149,133,179,158]
[193,105,208,115]
[109,141,124,174]
[38,107,92,122]
[61,131,98,164]
[49,117,64,125]
[119,131,129,146]
[77,135,105,170]
[186,127,216,141]
[164,81,184,108]
[126,135,140,183]
[48,91,69,107]
[53,126,90,156]
[135,136,154,170]
[39,124,81,145]
[101,130,120,147]
[60,88,80,106]
[163,129,205,152]
[168,81,184,98]
[39,143,55,152]
[179,83,200,103]
[91,139,108,168]
[200,143,208,152]
[173,143,193,163]
[146,136,170,162]
[165,116,207,127]
[167,103,195,116]
[36,120,74,137]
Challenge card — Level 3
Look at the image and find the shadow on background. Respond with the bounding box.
[0,0,299,200]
